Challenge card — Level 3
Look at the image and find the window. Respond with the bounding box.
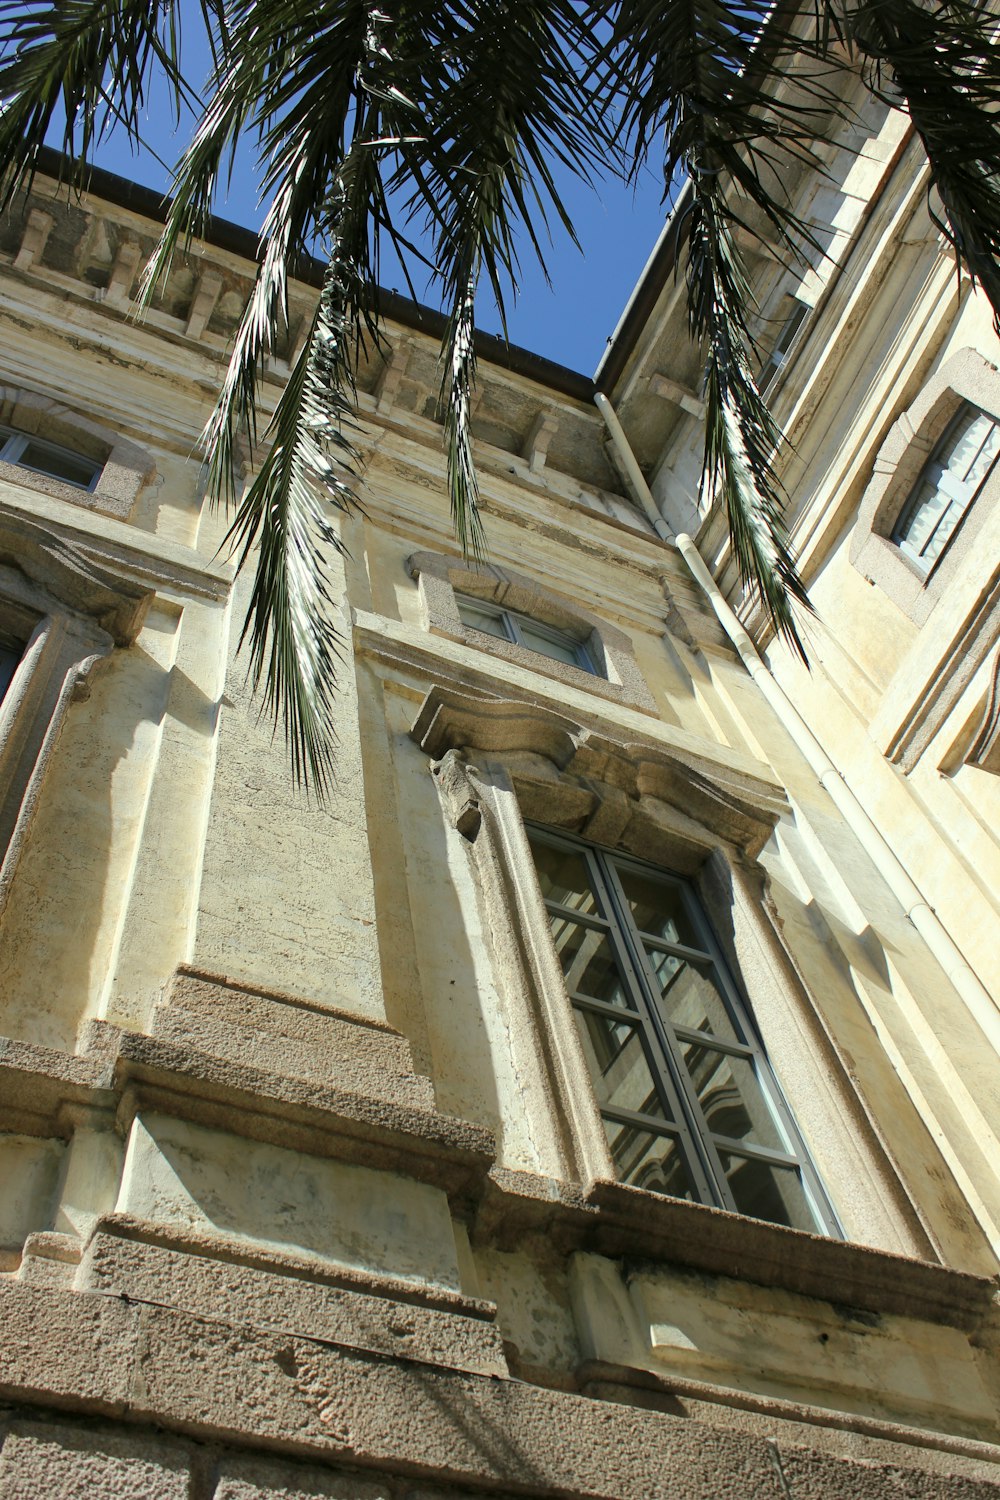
[891,403,1000,575]
[851,349,1000,629]
[759,298,810,394]
[0,424,101,492]
[0,635,21,702]
[527,826,838,1235]
[456,594,597,674]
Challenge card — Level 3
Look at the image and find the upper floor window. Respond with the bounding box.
[527,826,838,1235]
[891,403,1000,575]
[0,424,101,493]
[456,594,597,674]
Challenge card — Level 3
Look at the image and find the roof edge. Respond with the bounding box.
[27,146,596,406]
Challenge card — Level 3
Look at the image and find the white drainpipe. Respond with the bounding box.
[594,393,673,541]
[595,391,1000,1051]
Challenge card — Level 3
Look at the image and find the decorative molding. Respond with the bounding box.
[408,549,659,714]
[412,685,787,861]
[850,347,1000,628]
[967,646,1000,774]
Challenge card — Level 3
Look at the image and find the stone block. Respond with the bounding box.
[776,1448,1000,1498]
[0,1423,189,1499]
[215,1453,392,1499]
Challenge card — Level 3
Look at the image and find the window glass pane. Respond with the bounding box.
[15,439,99,489]
[615,866,703,950]
[517,621,580,667]
[530,840,602,917]
[456,598,511,640]
[646,950,743,1046]
[950,409,1000,486]
[575,1011,666,1118]
[679,1042,786,1152]
[548,918,630,1008]
[895,406,1000,571]
[604,1119,699,1200]
[0,645,20,702]
[719,1152,818,1231]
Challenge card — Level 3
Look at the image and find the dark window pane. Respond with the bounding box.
[575,1011,667,1117]
[517,621,581,667]
[0,646,20,701]
[604,1119,699,1200]
[679,1043,786,1152]
[615,867,703,950]
[531,840,602,918]
[16,440,99,489]
[720,1152,819,1231]
[456,598,510,639]
[646,949,743,1045]
[548,918,629,1007]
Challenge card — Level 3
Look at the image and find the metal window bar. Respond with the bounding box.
[528,825,840,1235]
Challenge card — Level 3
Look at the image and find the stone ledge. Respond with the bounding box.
[160,967,436,1111]
[78,1223,507,1379]
[474,1170,999,1333]
[0,1282,998,1498]
[576,1358,1000,1477]
[0,1025,495,1200]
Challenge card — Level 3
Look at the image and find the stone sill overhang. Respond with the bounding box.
[0,1016,995,1339]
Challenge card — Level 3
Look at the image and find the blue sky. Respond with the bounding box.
[65,12,671,377]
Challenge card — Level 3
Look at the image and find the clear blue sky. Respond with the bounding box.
[63,12,671,377]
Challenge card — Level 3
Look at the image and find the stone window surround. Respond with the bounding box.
[411,685,936,1264]
[850,348,1000,625]
[0,507,151,919]
[407,550,657,714]
[0,386,155,522]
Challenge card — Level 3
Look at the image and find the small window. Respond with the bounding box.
[0,424,101,492]
[527,826,838,1234]
[759,299,810,393]
[892,403,1000,575]
[456,595,597,674]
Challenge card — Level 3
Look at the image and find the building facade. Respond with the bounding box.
[0,88,997,1500]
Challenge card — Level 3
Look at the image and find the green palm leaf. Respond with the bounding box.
[6,0,1000,773]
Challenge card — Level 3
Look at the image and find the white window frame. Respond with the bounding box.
[890,402,1000,575]
[0,424,102,494]
[455,594,598,675]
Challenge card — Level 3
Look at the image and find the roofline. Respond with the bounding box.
[30,145,596,407]
[593,180,689,393]
[592,0,808,395]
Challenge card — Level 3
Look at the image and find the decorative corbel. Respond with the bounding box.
[431,747,483,840]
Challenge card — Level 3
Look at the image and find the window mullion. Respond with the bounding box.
[594,849,723,1207]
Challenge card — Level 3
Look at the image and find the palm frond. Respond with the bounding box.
[841,0,1000,331]
[397,0,607,558]
[0,0,218,206]
[224,178,368,794]
[600,0,834,650]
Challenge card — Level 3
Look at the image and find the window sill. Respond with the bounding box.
[475,1167,992,1333]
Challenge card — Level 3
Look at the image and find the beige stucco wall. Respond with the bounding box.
[0,160,997,1495]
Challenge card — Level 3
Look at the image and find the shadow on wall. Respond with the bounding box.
[386,729,505,1138]
[0,629,220,1053]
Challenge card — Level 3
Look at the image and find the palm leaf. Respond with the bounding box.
[840,0,1000,331]
[601,0,841,651]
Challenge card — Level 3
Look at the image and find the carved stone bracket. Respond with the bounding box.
[412,685,787,862]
